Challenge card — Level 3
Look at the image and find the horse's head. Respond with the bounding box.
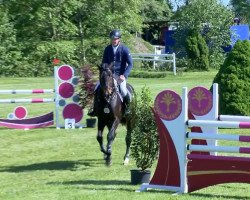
[99,63,115,100]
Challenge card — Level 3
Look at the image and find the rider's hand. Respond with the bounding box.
[119,75,125,81]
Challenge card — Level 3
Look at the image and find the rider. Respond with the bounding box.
[88,29,133,116]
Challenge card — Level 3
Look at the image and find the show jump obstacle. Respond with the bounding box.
[0,65,84,129]
[138,83,250,193]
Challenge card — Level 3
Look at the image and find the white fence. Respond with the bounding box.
[131,46,176,75]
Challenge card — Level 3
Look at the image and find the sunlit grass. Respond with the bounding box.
[0,71,249,200]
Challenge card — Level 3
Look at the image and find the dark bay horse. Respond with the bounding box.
[95,63,135,165]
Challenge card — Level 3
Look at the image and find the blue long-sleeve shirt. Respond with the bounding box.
[102,44,133,79]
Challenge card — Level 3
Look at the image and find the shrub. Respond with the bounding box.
[185,30,210,71]
[130,86,159,171]
[78,64,97,109]
[213,40,250,115]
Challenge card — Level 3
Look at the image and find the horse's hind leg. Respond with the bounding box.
[124,121,132,165]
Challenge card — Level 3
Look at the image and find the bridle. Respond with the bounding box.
[100,66,117,104]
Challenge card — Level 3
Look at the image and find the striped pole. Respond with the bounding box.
[219,115,250,122]
[187,144,250,154]
[188,119,250,129]
[0,89,54,94]
[187,132,250,142]
[0,98,55,103]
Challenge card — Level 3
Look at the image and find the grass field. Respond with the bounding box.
[0,70,249,200]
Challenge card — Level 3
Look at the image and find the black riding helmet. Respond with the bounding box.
[109,29,121,39]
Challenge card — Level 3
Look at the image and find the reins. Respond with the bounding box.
[100,69,118,104]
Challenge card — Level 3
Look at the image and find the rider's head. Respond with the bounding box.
[109,29,121,46]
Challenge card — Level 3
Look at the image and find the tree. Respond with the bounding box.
[140,0,172,22]
[2,0,80,76]
[213,40,250,116]
[172,0,233,69]
[0,5,23,76]
[76,0,144,65]
[185,30,209,70]
[230,0,250,24]
[0,0,144,76]
[169,0,191,10]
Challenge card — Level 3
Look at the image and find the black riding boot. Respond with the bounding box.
[87,92,98,117]
[123,94,131,115]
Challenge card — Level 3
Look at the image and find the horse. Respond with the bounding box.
[95,63,135,166]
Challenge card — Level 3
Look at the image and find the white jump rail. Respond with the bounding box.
[131,53,176,75]
[0,98,54,103]
[188,119,250,129]
[0,89,55,103]
[219,115,250,122]
[187,132,250,142]
[187,144,250,154]
[0,89,54,94]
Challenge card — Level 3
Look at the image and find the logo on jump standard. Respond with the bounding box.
[188,87,213,116]
[154,90,182,121]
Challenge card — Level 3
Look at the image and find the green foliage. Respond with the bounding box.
[209,49,226,69]
[0,0,144,77]
[213,40,250,115]
[230,0,250,24]
[130,86,159,171]
[125,36,154,54]
[185,30,210,71]
[140,0,172,22]
[83,37,110,66]
[35,41,80,75]
[173,0,233,69]
[0,5,23,77]
[78,64,97,109]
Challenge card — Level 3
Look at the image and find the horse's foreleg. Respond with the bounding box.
[97,131,106,154]
[97,122,106,156]
[124,121,132,165]
[105,119,119,166]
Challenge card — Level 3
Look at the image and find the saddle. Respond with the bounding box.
[113,78,132,103]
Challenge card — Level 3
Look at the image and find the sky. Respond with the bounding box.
[171,0,231,10]
[220,0,230,6]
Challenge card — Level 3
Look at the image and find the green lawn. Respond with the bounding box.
[0,70,249,200]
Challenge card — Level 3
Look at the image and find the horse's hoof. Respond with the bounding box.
[105,159,112,166]
[105,156,112,166]
[123,157,129,165]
